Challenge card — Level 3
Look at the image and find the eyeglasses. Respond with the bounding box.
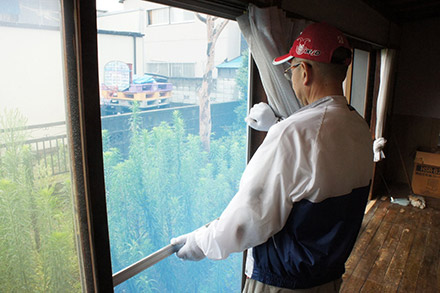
[284,63,301,74]
[283,63,301,80]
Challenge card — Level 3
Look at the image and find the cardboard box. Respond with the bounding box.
[412,151,440,198]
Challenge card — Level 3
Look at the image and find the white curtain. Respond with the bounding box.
[373,49,397,162]
[237,4,311,118]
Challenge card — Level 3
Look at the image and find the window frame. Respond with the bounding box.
[61,0,383,291]
[62,0,253,290]
[345,37,383,128]
[61,0,113,291]
[147,6,195,26]
[147,7,170,26]
[147,0,247,20]
[145,62,196,77]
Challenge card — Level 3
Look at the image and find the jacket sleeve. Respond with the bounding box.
[194,124,312,260]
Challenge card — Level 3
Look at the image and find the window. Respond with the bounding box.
[170,62,195,76]
[3,1,383,291]
[350,49,370,117]
[147,6,195,26]
[0,0,81,291]
[145,62,169,76]
[145,62,196,77]
[98,1,249,292]
[170,7,194,23]
[147,7,169,25]
[0,0,60,27]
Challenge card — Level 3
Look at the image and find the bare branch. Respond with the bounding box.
[195,12,207,23]
[212,19,229,42]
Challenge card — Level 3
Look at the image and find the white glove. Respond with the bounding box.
[245,102,279,131]
[170,231,205,261]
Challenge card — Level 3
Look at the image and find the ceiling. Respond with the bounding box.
[362,0,440,23]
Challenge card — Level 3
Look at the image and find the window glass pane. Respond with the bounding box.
[8,0,62,27]
[97,1,249,292]
[170,7,194,24]
[171,62,195,77]
[0,1,82,292]
[148,7,169,25]
[145,62,169,76]
[350,49,369,117]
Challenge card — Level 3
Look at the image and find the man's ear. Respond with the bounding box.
[302,62,312,86]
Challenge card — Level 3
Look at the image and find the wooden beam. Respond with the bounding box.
[280,0,400,48]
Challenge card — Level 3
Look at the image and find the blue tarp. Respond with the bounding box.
[132,75,155,84]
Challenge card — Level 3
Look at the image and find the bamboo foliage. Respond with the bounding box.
[0,74,249,291]
[104,102,247,292]
[36,184,80,292]
[0,108,80,292]
[0,179,37,291]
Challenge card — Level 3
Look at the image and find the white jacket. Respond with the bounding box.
[194,96,373,268]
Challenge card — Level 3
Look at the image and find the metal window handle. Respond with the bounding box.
[112,243,183,287]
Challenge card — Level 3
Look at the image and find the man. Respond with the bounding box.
[171,22,373,292]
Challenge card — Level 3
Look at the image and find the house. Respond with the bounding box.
[97,0,246,104]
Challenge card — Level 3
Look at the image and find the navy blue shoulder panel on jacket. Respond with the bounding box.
[251,185,370,289]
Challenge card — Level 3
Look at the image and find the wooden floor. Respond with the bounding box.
[341,197,440,293]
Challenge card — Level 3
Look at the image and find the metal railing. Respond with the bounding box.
[112,243,183,287]
[27,134,69,176]
[0,121,69,177]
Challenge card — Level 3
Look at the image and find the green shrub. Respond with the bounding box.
[105,105,247,292]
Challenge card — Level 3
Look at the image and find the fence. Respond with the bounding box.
[0,121,69,177]
[101,100,242,158]
[0,100,243,177]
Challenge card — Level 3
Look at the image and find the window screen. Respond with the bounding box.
[97,1,249,291]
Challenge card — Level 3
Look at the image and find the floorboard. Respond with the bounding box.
[341,197,440,293]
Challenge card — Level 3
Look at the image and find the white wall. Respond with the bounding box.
[97,9,144,33]
[143,17,240,76]
[0,0,242,128]
[0,26,65,126]
[97,33,144,83]
[98,0,242,78]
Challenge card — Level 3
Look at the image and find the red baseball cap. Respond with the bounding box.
[273,22,351,66]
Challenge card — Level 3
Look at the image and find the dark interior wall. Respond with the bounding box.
[385,17,440,185]
[393,17,440,119]
[385,115,439,185]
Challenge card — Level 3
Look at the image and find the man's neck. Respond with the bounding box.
[306,84,344,105]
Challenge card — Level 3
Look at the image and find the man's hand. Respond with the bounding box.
[170,231,205,261]
[245,102,279,131]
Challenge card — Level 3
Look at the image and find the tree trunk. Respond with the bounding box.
[198,16,228,152]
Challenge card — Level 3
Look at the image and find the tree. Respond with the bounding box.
[196,14,229,152]
[236,49,249,101]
